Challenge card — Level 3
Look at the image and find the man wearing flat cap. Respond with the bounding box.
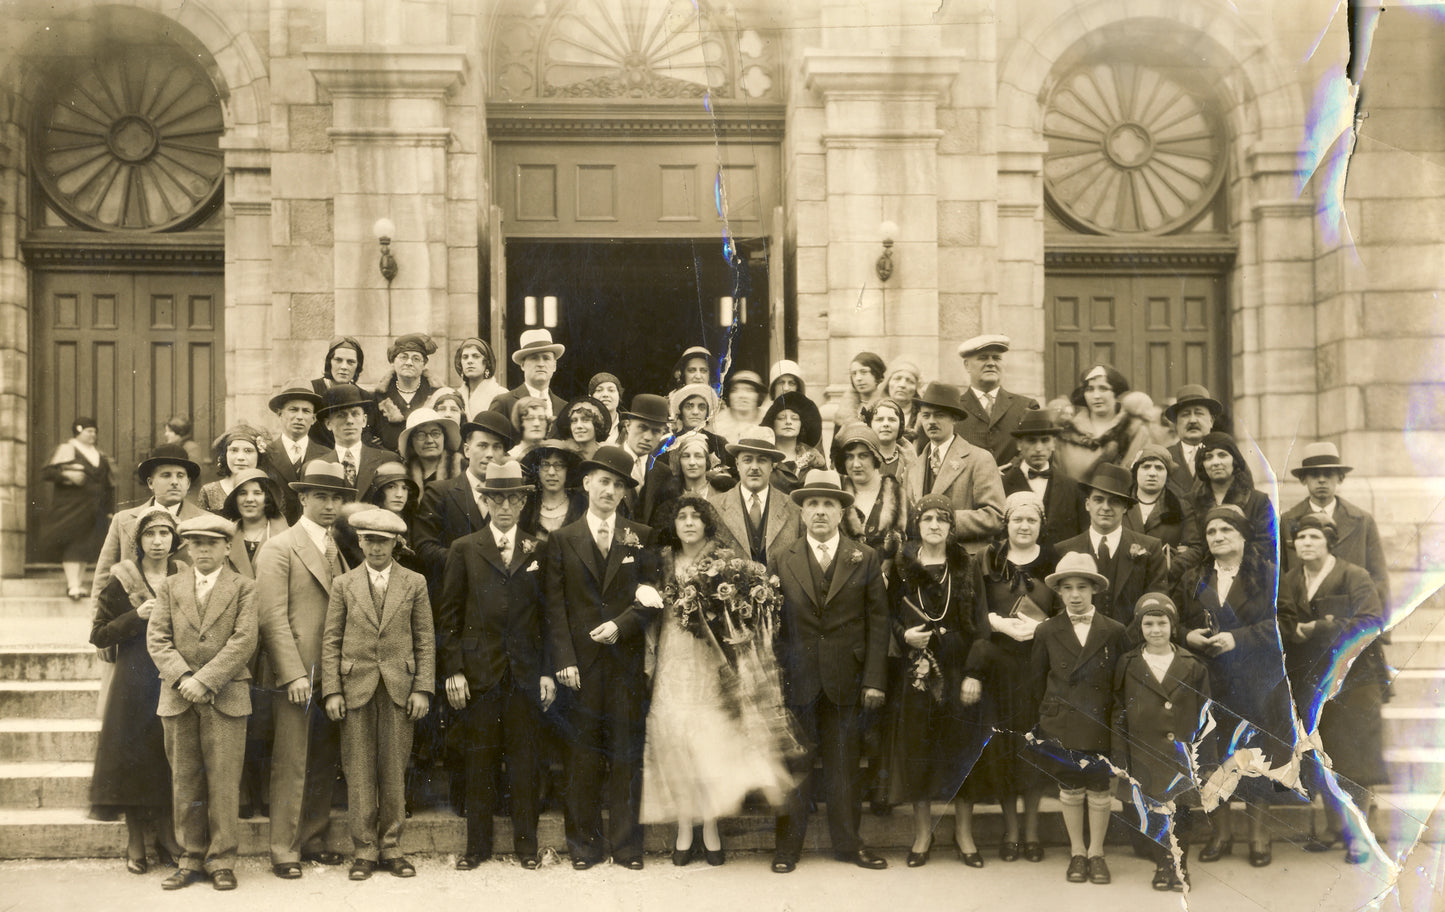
[908,381,1005,552]
[956,335,1039,466]
[710,426,802,566]
[147,514,257,891]
[91,444,208,600]
[489,329,568,423]
[544,445,661,870]
[1055,463,1168,626]
[768,469,889,874]
[1280,442,1390,609]
[263,381,329,524]
[1163,385,1224,497]
[322,508,434,881]
[370,333,441,453]
[256,460,356,878]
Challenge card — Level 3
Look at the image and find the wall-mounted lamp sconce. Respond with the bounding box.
[876,220,897,283]
[373,218,398,284]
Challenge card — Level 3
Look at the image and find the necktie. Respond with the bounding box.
[930,446,942,474]
[324,530,341,577]
[817,542,831,571]
[1097,538,1112,567]
[748,493,763,528]
[473,483,488,517]
[498,533,512,565]
[342,451,357,486]
[982,392,994,417]
[633,455,647,485]
[596,524,611,558]
[290,442,304,470]
[372,572,387,606]
[1184,445,1197,476]
[195,576,213,609]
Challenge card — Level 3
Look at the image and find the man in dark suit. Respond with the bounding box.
[1055,463,1168,627]
[768,469,890,874]
[439,461,555,870]
[955,334,1039,466]
[489,328,568,423]
[263,381,328,523]
[544,445,661,870]
[709,426,801,564]
[413,411,514,586]
[318,383,398,497]
[1001,409,1086,548]
[1161,385,1223,497]
[1280,442,1390,609]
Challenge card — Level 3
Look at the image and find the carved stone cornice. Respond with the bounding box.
[1044,239,1236,271]
[802,49,965,98]
[23,231,224,273]
[304,46,468,98]
[486,102,785,141]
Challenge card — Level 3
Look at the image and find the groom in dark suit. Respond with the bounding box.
[543,445,661,870]
[768,469,890,873]
[1056,463,1168,627]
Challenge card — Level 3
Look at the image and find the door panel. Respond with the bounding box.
[30,272,224,559]
[1045,272,1225,406]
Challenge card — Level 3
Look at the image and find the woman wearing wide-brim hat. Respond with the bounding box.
[398,407,464,489]
[762,390,826,494]
[370,332,441,452]
[519,440,588,541]
[713,370,768,444]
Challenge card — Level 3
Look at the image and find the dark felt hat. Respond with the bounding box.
[137,444,200,483]
[620,394,672,427]
[1010,408,1065,438]
[913,381,968,418]
[460,410,516,448]
[316,383,377,421]
[288,459,357,497]
[576,444,641,488]
[1163,384,1224,424]
[1080,463,1136,504]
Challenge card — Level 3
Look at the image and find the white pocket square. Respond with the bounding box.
[621,555,635,564]
[525,561,539,572]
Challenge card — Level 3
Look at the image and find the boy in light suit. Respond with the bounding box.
[147,514,258,891]
[322,508,435,880]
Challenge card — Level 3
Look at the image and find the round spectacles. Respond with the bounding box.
[482,493,528,506]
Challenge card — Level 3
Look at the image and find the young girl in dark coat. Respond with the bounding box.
[1111,592,1212,892]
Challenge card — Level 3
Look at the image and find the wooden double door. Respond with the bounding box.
[29,271,223,559]
[1043,271,1226,406]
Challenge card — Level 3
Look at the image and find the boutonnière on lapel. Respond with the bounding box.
[846,549,864,568]
[521,539,536,556]
[1128,543,1148,560]
[616,528,642,550]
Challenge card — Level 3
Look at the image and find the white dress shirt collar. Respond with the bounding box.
[367,562,392,588]
[1089,526,1124,556]
[296,515,330,553]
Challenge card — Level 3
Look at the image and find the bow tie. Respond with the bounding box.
[1068,611,1094,626]
[1027,468,1051,480]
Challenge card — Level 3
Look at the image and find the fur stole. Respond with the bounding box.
[841,474,904,560]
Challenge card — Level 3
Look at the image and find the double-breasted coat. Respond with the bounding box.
[1030,611,1126,753]
[1110,645,1212,801]
[1056,529,1169,626]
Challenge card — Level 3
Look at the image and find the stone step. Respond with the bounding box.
[1386,601,1445,640]
[1388,669,1445,703]
[0,617,92,649]
[1384,747,1445,794]
[0,681,101,719]
[0,762,92,809]
[0,596,90,619]
[0,575,72,599]
[0,719,100,763]
[1385,632,1445,669]
[0,647,102,682]
[1384,706,1445,747]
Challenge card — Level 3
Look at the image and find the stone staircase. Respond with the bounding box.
[1,570,1442,859]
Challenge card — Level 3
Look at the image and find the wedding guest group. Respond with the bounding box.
[77,327,1389,891]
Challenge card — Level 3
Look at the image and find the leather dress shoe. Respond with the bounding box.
[671,844,696,867]
[161,869,207,891]
[618,857,644,870]
[380,856,416,877]
[704,848,725,866]
[1152,861,1173,890]
[125,856,148,875]
[1198,838,1233,862]
[839,848,888,870]
[770,857,796,874]
[210,869,237,891]
[456,854,487,870]
[271,862,302,879]
[520,854,541,870]
[906,837,932,868]
[571,857,599,870]
[957,849,984,868]
[1087,855,1111,884]
[1022,841,1044,863]
[348,859,375,881]
[301,850,344,866]
[999,842,1020,862]
[1248,841,1272,867]
[1065,854,1089,883]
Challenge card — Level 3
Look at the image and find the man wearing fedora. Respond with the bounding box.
[147,513,258,892]
[439,461,554,870]
[909,381,1005,552]
[489,329,568,422]
[1280,442,1390,608]
[543,444,661,870]
[414,411,516,589]
[709,426,802,566]
[1055,464,1168,626]
[1162,385,1224,497]
[1002,409,1087,548]
[317,383,399,497]
[768,469,889,874]
[255,460,356,878]
[956,335,1040,466]
[322,508,434,881]
[262,381,329,524]
[90,444,207,600]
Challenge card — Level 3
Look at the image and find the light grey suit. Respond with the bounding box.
[322,562,435,861]
[708,485,802,565]
[906,432,1005,551]
[147,566,257,875]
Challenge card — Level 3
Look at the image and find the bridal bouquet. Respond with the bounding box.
[670,548,783,647]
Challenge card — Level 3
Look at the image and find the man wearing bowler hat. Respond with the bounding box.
[317,383,398,497]
[544,445,661,870]
[769,469,890,874]
[263,380,329,523]
[1055,463,1168,626]
[1162,385,1224,497]
[489,329,568,422]
[909,381,1005,551]
[414,411,516,589]
[91,444,207,600]
[256,460,356,878]
[710,426,802,566]
[1001,409,1087,548]
[618,393,673,514]
[1280,442,1390,608]
[956,335,1040,466]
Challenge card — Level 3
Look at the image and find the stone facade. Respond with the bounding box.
[0,0,1440,596]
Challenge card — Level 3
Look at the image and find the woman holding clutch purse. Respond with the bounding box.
[886,494,989,867]
[965,491,1058,863]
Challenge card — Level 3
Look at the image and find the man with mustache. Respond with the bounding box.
[1162,386,1223,496]
[709,426,802,565]
[955,335,1039,466]
[908,382,1005,553]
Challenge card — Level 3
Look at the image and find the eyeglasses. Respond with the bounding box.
[394,352,426,364]
[482,493,528,506]
[539,460,569,471]
[414,428,447,440]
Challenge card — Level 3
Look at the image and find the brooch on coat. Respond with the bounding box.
[846,549,864,568]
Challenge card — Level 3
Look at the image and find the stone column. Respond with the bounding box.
[801,49,964,423]
[0,110,26,576]
[305,47,467,371]
[221,135,272,424]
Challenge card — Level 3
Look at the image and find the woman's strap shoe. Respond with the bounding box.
[1198,838,1233,863]
[998,841,1020,862]
[1022,842,1045,863]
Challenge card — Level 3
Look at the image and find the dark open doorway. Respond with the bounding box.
[501,239,771,400]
